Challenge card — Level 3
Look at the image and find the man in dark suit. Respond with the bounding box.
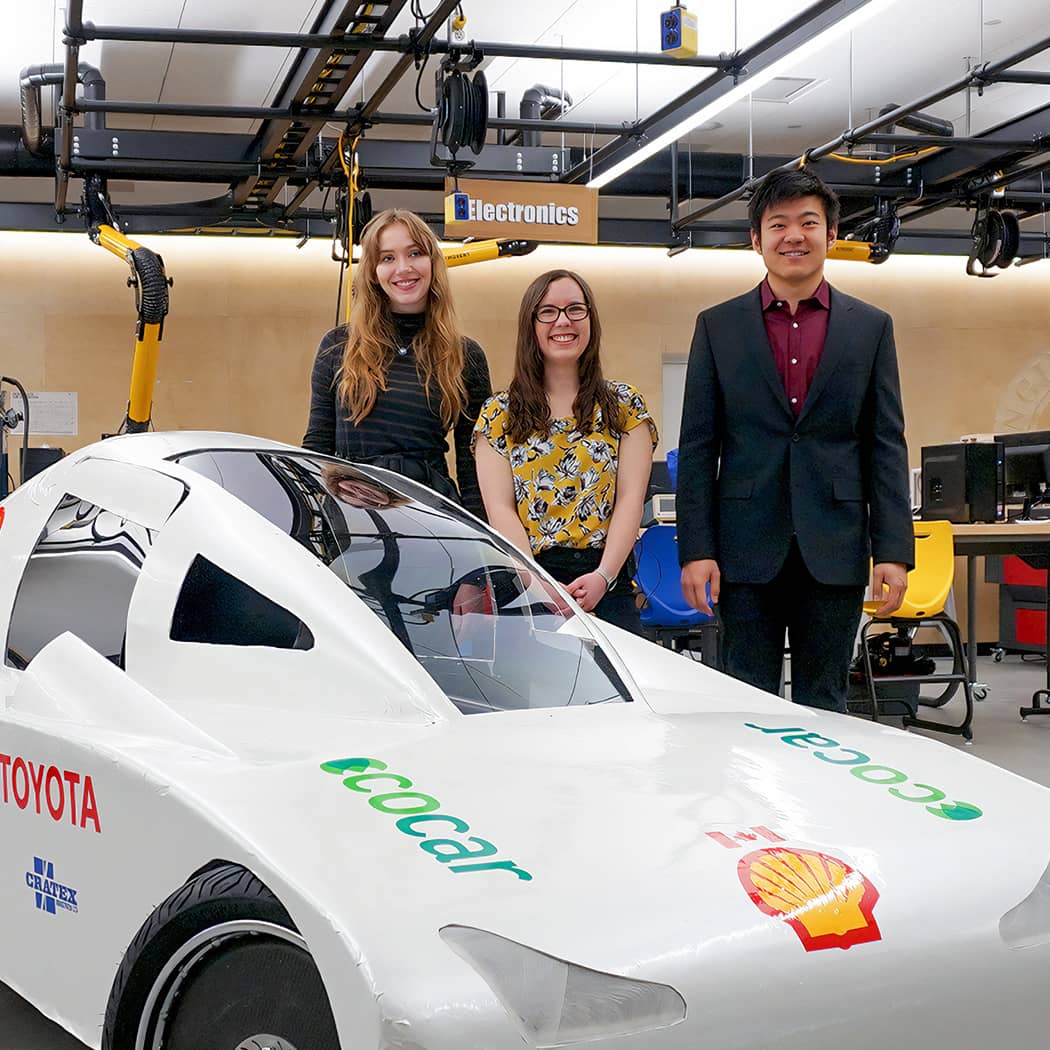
[677,168,914,711]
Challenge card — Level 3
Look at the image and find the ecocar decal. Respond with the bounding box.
[321,758,533,881]
[0,755,102,833]
[744,724,983,821]
[738,847,881,952]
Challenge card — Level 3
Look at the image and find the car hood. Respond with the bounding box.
[184,700,1050,1048]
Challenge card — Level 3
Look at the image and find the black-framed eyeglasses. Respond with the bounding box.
[534,303,590,324]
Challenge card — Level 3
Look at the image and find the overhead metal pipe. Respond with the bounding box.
[983,70,1050,86]
[74,98,628,135]
[63,22,727,68]
[56,0,87,215]
[69,158,300,179]
[898,200,957,224]
[20,61,106,155]
[78,99,330,122]
[862,132,1043,150]
[496,91,506,146]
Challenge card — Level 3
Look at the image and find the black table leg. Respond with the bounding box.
[1019,570,1050,719]
[965,555,988,700]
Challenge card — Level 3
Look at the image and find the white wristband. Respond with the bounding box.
[595,567,617,593]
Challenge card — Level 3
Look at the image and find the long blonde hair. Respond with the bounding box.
[337,209,467,427]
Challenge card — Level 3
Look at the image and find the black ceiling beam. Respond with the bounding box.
[353,0,460,128]
[56,0,87,215]
[77,100,335,123]
[674,71,977,227]
[72,99,631,137]
[280,0,461,219]
[861,132,1046,151]
[674,32,1050,229]
[562,0,873,186]
[65,22,727,69]
[911,102,1050,187]
[364,111,630,136]
[980,70,1050,87]
[2,197,1047,262]
[234,0,410,210]
[350,139,577,187]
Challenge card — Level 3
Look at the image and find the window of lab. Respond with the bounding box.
[6,494,154,669]
[171,554,314,650]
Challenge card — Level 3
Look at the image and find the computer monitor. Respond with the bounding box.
[920,442,1001,522]
[648,459,673,496]
[19,446,64,482]
[1003,443,1050,501]
[996,431,1050,511]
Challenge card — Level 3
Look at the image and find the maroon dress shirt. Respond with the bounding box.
[760,278,830,415]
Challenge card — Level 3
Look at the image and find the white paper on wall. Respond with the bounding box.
[8,392,78,436]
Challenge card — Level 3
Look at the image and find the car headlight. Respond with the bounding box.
[1000,859,1050,949]
[440,924,686,1047]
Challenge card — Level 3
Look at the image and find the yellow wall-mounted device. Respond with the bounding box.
[660,5,698,59]
[444,191,470,224]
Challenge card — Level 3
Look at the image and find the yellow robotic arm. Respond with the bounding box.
[443,238,536,267]
[84,177,171,433]
[827,239,891,264]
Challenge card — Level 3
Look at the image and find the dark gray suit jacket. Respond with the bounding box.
[677,284,914,586]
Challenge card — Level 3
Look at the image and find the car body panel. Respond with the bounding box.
[0,434,1046,1050]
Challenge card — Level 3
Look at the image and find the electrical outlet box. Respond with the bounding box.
[660,5,698,58]
[444,191,470,223]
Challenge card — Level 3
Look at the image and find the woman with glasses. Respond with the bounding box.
[303,208,491,516]
[473,268,656,632]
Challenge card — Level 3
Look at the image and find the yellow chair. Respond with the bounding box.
[856,520,974,741]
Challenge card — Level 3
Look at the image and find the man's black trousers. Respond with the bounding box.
[718,539,865,712]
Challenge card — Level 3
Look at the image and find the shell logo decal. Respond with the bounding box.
[738,847,881,952]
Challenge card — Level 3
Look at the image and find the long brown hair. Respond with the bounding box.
[507,269,622,443]
[336,209,467,427]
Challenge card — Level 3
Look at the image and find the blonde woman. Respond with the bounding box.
[303,209,491,515]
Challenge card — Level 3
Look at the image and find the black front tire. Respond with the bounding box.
[103,863,340,1050]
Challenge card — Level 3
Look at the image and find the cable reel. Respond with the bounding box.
[967,199,1020,277]
[431,47,488,171]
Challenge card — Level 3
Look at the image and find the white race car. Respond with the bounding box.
[0,432,1047,1050]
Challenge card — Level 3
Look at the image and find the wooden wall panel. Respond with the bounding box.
[4,232,1047,640]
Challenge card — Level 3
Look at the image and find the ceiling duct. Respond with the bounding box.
[875,102,954,155]
[20,62,107,157]
[514,84,574,147]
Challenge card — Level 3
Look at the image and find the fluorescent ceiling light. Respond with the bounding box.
[587,0,898,190]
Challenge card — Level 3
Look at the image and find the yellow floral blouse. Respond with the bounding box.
[472,382,658,554]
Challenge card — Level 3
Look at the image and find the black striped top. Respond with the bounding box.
[302,313,491,517]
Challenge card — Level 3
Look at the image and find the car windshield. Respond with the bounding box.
[175,450,632,714]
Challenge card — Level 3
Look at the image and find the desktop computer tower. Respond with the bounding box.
[920,442,1002,522]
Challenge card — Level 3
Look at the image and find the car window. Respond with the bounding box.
[171,554,314,650]
[175,450,632,714]
[6,494,153,669]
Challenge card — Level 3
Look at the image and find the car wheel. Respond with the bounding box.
[102,864,340,1050]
